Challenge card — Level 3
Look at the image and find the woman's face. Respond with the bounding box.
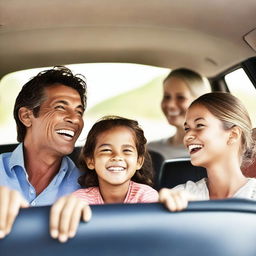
[183,104,231,168]
[161,77,195,128]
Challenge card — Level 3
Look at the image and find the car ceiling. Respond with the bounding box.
[0,0,256,79]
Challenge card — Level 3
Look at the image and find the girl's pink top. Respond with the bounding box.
[73,181,159,204]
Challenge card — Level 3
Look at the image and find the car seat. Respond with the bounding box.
[158,158,207,189]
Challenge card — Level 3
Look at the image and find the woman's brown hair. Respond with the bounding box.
[190,92,256,167]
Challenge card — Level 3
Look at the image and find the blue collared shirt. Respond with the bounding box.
[0,143,81,206]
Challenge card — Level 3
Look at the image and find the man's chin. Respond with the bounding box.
[57,145,75,157]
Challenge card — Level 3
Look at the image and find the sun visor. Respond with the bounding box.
[244,28,256,52]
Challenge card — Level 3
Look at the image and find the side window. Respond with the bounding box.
[0,63,170,145]
[225,68,256,127]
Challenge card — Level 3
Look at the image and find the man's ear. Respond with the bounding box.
[228,126,242,145]
[85,157,95,170]
[18,107,33,127]
[136,156,144,170]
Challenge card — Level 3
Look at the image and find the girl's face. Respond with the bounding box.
[183,104,231,168]
[86,126,143,187]
[161,77,195,129]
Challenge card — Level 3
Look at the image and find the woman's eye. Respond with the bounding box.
[184,127,189,132]
[177,95,186,101]
[163,95,171,101]
[196,123,205,128]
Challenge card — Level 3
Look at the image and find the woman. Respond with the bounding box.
[148,68,210,160]
[159,92,256,211]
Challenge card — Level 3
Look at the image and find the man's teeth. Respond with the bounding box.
[188,144,203,153]
[107,167,125,172]
[56,129,75,137]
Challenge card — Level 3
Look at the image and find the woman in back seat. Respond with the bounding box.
[159,92,256,211]
[148,68,210,160]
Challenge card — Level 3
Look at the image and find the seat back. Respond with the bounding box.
[0,143,81,165]
[148,150,165,189]
[0,143,19,154]
[68,146,82,166]
[158,158,207,189]
[2,201,256,256]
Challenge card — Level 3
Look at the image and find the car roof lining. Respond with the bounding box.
[1,0,256,78]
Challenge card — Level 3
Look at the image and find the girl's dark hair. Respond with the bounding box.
[78,115,154,187]
[14,66,87,142]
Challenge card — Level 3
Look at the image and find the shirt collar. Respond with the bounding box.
[9,143,25,170]
[9,143,74,174]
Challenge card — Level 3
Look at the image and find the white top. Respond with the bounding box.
[173,178,256,200]
[147,137,189,160]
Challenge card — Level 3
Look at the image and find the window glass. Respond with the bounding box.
[0,63,171,145]
[225,68,256,127]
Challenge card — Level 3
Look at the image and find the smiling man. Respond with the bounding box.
[0,67,91,242]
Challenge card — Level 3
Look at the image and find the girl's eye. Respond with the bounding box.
[123,149,133,153]
[101,149,111,152]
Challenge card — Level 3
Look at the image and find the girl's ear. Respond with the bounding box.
[18,107,33,127]
[136,156,144,170]
[228,126,242,145]
[85,157,95,170]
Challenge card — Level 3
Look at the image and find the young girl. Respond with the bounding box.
[73,115,159,204]
[159,92,256,211]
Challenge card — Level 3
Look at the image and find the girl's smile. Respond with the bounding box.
[86,126,143,187]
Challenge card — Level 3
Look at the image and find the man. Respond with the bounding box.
[0,66,91,242]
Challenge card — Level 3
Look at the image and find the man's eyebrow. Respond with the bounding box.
[54,100,85,111]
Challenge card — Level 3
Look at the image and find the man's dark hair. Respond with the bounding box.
[14,66,87,142]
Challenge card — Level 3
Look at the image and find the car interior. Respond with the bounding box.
[1,0,256,255]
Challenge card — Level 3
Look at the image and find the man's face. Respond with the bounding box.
[25,84,84,157]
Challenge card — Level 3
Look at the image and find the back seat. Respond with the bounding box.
[158,158,207,189]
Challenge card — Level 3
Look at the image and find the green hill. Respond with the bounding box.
[86,76,165,120]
